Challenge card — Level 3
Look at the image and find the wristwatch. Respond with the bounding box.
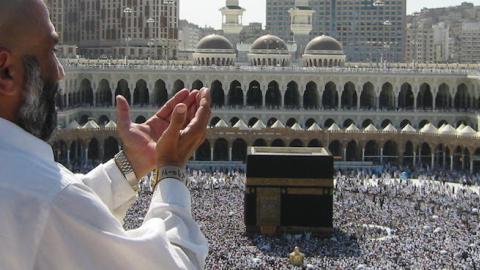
[152,166,187,190]
[114,151,139,192]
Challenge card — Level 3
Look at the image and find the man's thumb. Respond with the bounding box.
[116,95,131,130]
[166,103,187,134]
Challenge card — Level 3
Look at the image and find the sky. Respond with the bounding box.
[180,0,480,29]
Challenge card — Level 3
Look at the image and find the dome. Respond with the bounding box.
[420,123,438,134]
[307,123,322,131]
[305,35,343,53]
[250,34,288,52]
[364,124,378,132]
[291,123,303,131]
[328,123,341,132]
[196,34,234,51]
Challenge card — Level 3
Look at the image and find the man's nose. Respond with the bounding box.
[55,55,65,81]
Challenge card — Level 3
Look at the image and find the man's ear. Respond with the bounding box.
[0,49,16,96]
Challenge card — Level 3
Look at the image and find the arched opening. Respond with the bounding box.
[209,116,221,127]
[133,79,149,106]
[454,83,470,111]
[247,81,262,107]
[417,83,433,110]
[232,139,247,162]
[437,120,448,128]
[434,144,446,169]
[228,80,243,106]
[135,115,147,124]
[322,82,338,109]
[305,118,317,128]
[79,114,90,125]
[360,82,375,109]
[253,139,267,146]
[267,118,277,127]
[96,79,112,106]
[284,81,300,109]
[191,80,204,90]
[383,140,398,164]
[98,115,110,126]
[266,81,281,108]
[419,143,432,168]
[153,79,168,106]
[213,139,229,161]
[436,83,451,110]
[173,79,185,94]
[364,140,380,163]
[398,83,414,110]
[324,118,335,128]
[286,118,298,128]
[418,120,429,129]
[328,140,342,159]
[473,148,480,173]
[248,117,259,127]
[104,137,119,162]
[289,139,304,147]
[196,140,211,161]
[343,119,354,128]
[229,117,239,127]
[346,140,359,161]
[379,82,394,110]
[79,79,94,106]
[210,80,225,108]
[308,139,322,147]
[271,139,285,147]
[403,141,414,166]
[303,81,319,109]
[341,82,357,109]
[400,119,411,129]
[381,119,392,128]
[362,119,373,128]
[115,79,131,104]
[88,139,99,162]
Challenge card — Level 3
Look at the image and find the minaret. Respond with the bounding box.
[289,0,315,61]
[220,0,245,46]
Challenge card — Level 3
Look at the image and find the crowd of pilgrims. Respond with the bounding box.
[121,166,479,269]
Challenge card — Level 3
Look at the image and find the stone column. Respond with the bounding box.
[362,147,365,162]
[380,147,384,164]
[67,149,71,167]
[442,152,446,169]
[84,147,89,166]
[343,148,347,161]
[229,146,233,161]
[413,151,416,166]
[210,147,214,161]
[470,158,474,174]
[431,153,435,169]
[450,154,454,171]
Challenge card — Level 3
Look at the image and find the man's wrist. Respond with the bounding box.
[114,151,139,192]
[152,166,187,190]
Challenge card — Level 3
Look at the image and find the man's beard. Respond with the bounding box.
[17,56,59,141]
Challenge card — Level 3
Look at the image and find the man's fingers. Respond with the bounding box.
[164,103,187,136]
[115,95,131,131]
[183,94,211,137]
[155,89,190,119]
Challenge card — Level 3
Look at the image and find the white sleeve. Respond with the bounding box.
[34,179,208,270]
[78,160,137,216]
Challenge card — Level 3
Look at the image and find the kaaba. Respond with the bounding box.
[245,147,334,235]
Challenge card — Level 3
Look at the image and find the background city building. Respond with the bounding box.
[266,0,406,63]
[45,0,179,59]
[406,2,480,63]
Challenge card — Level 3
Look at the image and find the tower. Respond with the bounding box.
[220,0,245,45]
[289,0,315,61]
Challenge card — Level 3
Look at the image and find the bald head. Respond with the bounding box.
[0,0,50,51]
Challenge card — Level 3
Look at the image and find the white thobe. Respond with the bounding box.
[0,118,208,270]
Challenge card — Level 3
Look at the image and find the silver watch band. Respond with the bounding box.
[152,166,187,189]
[114,151,138,192]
